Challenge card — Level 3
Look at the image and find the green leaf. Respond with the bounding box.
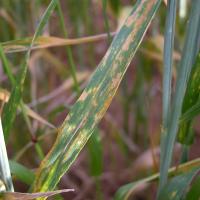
[158,0,200,193]
[178,53,200,145]
[114,158,200,200]
[185,175,200,200]
[32,0,162,195]
[181,100,200,123]
[157,168,199,200]
[162,0,177,127]
[56,1,80,93]
[2,0,58,141]
[160,0,177,194]
[9,161,35,186]
[114,175,157,200]
[88,128,103,176]
[0,44,15,85]
[108,0,121,15]
[102,0,111,43]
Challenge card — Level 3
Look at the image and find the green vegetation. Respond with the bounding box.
[0,0,200,199]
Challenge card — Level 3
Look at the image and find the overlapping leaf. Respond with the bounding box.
[157,168,199,200]
[158,0,200,193]
[1,33,115,54]
[178,53,200,145]
[114,158,200,200]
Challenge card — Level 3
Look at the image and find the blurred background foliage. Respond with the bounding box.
[0,0,199,199]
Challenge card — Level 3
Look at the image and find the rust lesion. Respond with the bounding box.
[123,0,157,52]
[111,54,124,71]
[94,94,113,122]
[33,0,161,193]
[126,1,143,27]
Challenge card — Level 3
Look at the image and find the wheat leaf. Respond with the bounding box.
[32,0,162,195]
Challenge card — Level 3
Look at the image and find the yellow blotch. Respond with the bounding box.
[123,0,157,52]
[111,73,121,89]
[91,87,99,94]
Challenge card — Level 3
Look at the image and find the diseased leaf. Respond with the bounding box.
[159,0,177,195]
[32,0,162,195]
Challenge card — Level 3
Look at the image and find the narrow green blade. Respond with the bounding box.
[178,53,200,145]
[162,0,177,127]
[9,161,35,186]
[88,128,103,177]
[159,0,200,193]
[2,0,58,141]
[185,175,200,200]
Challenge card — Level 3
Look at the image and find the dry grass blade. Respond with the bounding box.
[2,33,116,54]
[0,9,16,31]
[23,106,56,129]
[1,189,74,200]
[28,71,89,107]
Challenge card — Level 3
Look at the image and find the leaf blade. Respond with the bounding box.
[158,0,200,193]
[114,158,200,200]
[32,0,162,194]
